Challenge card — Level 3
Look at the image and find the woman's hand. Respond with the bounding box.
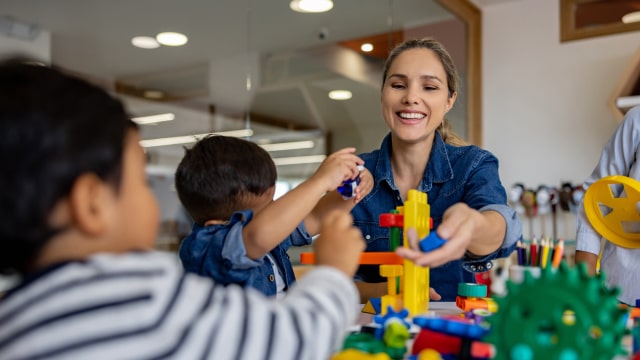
[395,204,478,268]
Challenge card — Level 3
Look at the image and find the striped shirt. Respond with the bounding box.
[0,252,359,360]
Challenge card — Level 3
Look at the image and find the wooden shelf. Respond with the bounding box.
[609,47,640,121]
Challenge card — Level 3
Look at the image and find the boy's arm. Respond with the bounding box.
[207,211,364,359]
[242,148,363,259]
[304,168,373,235]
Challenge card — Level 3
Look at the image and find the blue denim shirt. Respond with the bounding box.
[179,209,312,296]
[352,132,521,301]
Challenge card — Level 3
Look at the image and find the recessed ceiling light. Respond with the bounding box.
[361,43,374,52]
[328,90,352,100]
[622,11,640,24]
[290,0,333,13]
[156,32,188,46]
[131,36,160,49]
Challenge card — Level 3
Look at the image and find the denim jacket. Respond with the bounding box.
[179,209,312,296]
[352,132,521,301]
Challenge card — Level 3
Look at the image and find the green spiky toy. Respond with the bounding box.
[485,262,628,360]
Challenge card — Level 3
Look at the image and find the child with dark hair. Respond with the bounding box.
[175,135,372,297]
[0,59,366,359]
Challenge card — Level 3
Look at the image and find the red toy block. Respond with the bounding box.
[379,213,404,228]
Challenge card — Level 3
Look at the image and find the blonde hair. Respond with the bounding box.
[438,120,467,146]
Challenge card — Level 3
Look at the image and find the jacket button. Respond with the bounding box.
[269,274,275,282]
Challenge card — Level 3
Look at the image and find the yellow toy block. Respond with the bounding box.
[376,189,432,317]
[380,264,404,314]
[400,189,431,316]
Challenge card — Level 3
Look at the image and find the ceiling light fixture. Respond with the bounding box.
[156,32,188,46]
[140,129,254,148]
[273,155,327,166]
[131,113,175,125]
[622,11,640,24]
[361,43,374,52]
[260,140,315,152]
[290,0,334,13]
[328,90,352,100]
[131,36,160,49]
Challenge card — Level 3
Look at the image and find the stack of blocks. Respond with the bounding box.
[378,189,432,317]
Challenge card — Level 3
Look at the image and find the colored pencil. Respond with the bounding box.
[552,239,564,269]
[530,237,538,266]
[541,238,550,269]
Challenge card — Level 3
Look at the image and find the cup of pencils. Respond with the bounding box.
[515,237,565,269]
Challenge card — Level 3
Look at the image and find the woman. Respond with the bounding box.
[352,38,521,302]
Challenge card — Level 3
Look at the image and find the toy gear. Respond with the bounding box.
[583,175,640,248]
[485,262,628,360]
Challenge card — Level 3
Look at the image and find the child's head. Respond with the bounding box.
[0,59,159,275]
[175,135,277,225]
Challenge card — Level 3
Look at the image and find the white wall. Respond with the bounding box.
[480,0,640,240]
[0,31,50,62]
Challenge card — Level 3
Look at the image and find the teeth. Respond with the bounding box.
[399,112,425,119]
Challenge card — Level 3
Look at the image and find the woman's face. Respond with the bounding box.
[381,48,456,145]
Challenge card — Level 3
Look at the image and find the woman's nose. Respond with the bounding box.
[403,93,419,105]
[403,87,419,104]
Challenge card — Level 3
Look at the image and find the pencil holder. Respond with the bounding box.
[508,265,541,284]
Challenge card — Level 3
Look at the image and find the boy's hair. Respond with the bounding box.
[175,135,277,225]
[0,58,136,275]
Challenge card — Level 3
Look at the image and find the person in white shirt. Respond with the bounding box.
[575,105,640,306]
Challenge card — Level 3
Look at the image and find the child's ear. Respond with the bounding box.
[69,173,111,236]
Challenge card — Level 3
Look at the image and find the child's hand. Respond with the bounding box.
[352,167,373,204]
[311,148,364,193]
[314,210,365,277]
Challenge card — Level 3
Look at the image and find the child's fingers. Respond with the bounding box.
[333,147,357,154]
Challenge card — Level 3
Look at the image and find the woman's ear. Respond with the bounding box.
[69,173,112,236]
[445,92,457,113]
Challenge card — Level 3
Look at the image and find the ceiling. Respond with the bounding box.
[3,0,637,180]
[1,0,469,178]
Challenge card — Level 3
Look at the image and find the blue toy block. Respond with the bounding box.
[419,232,446,252]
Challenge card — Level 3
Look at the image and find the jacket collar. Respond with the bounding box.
[373,131,454,192]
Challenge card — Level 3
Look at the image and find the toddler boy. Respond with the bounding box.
[0,59,365,359]
[175,135,371,297]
